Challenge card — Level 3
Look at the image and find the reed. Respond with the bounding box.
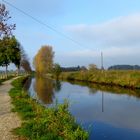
[60,70,140,89]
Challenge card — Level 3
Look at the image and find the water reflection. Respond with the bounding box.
[68,80,140,98]
[23,77,32,91]
[102,91,104,112]
[54,80,61,92]
[28,77,140,140]
[34,76,55,104]
[68,81,98,94]
[33,77,62,104]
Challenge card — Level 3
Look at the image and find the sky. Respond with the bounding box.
[1,0,140,69]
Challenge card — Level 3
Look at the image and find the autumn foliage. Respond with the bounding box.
[33,45,54,75]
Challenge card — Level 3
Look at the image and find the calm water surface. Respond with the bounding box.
[27,77,140,140]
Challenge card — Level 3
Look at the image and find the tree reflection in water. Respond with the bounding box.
[23,77,32,91]
[34,76,55,104]
[67,80,140,98]
[54,80,61,92]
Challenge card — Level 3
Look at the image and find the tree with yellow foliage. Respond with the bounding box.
[33,45,54,75]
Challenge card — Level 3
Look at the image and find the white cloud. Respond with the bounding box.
[57,46,140,68]
[64,46,140,58]
[65,14,140,47]
[62,14,140,67]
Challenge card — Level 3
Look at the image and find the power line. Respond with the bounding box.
[2,0,86,48]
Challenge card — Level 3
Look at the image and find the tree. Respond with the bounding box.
[8,37,21,70]
[33,45,54,75]
[18,44,32,73]
[21,59,32,73]
[0,38,10,75]
[34,77,54,104]
[0,36,21,76]
[53,63,62,80]
[0,4,31,76]
[88,64,98,71]
[0,3,15,39]
[0,3,16,77]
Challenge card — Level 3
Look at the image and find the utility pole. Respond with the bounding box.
[102,91,104,112]
[101,52,104,71]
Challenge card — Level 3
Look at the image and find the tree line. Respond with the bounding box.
[108,65,140,70]
[0,3,32,77]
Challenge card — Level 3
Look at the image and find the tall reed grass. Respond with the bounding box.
[60,70,140,89]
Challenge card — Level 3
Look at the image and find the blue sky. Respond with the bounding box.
[1,0,140,68]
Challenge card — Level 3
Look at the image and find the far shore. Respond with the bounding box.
[60,70,140,90]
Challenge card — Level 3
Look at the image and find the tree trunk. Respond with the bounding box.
[5,65,8,79]
[15,65,20,76]
[17,67,20,76]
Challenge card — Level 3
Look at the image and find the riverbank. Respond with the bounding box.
[60,70,140,89]
[10,77,88,140]
[0,78,21,140]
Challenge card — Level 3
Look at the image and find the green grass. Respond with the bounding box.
[9,77,88,140]
[60,70,140,89]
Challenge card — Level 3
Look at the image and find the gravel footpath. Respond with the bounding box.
[0,78,22,140]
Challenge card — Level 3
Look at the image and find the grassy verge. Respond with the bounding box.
[9,77,88,140]
[60,70,140,89]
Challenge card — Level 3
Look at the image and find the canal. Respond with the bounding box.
[26,77,140,140]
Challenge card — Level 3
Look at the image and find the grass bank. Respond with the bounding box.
[9,77,88,140]
[60,70,140,89]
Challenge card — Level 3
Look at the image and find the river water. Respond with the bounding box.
[27,77,140,140]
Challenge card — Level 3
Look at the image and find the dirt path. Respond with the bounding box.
[0,78,21,140]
